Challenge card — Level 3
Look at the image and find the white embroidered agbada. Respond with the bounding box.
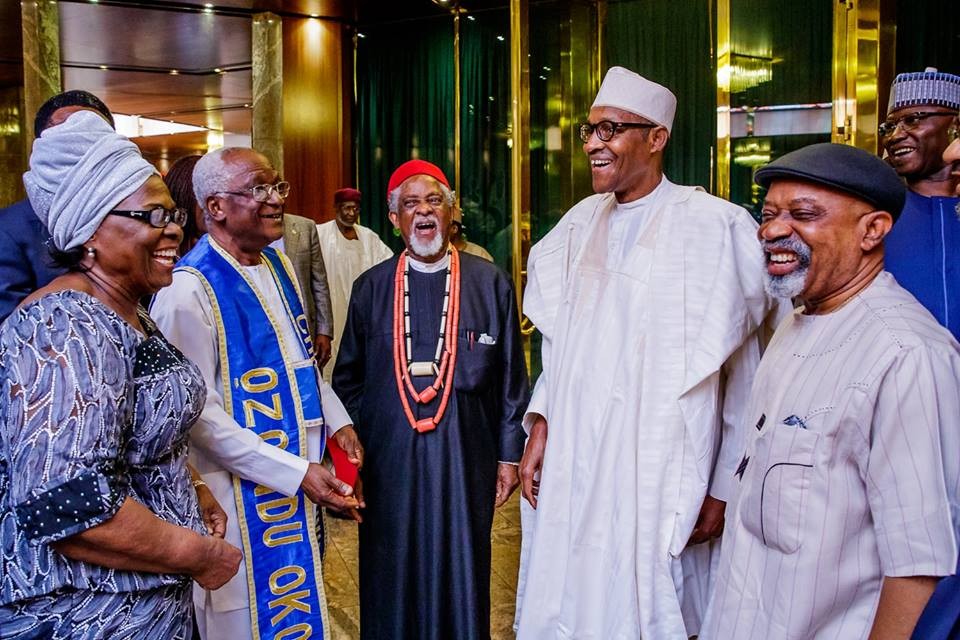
[316,220,393,381]
[516,178,788,639]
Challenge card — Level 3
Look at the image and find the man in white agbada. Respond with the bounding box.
[315,187,392,381]
[700,143,960,640]
[151,148,364,640]
[515,66,789,639]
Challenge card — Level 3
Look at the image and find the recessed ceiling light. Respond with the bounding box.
[214,68,222,73]
[99,65,108,70]
[169,69,179,75]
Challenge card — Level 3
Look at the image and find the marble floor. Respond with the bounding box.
[323,492,523,639]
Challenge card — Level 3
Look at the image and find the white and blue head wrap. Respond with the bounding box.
[23,110,158,251]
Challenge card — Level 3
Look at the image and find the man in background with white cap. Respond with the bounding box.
[881,68,960,340]
[516,66,787,639]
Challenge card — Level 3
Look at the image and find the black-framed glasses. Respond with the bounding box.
[219,181,291,203]
[110,206,188,228]
[578,120,657,143]
[878,111,956,137]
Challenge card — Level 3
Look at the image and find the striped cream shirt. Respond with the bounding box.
[701,271,960,640]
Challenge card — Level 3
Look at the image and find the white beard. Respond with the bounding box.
[407,231,444,259]
[761,236,812,299]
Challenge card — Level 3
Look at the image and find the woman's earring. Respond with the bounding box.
[86,246,96,258]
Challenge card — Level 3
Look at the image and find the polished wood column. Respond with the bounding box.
[280,16,352,222]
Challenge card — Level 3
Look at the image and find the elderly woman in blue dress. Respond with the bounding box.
[0,110,241,638]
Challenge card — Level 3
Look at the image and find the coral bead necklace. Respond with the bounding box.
[392,247,461,432]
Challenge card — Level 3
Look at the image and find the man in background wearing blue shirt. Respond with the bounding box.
[882,68,960,340]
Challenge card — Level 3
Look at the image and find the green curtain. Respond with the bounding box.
[727,0,831,217]
[459,8,512,269]
[355,18,456,248]
[605,0,716,191]
[895,0,959,75]
[730,0,831,107]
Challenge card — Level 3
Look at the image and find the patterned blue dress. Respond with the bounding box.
[0,291,207,639]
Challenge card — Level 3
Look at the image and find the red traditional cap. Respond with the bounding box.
[386,159,450,197]
[334,187,361,204]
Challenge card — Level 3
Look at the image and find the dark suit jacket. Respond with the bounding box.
[282,213,333,338]
[0,199,66,323]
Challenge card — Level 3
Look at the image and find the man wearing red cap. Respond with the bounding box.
[333,159,529,639]
[315,187,393,381]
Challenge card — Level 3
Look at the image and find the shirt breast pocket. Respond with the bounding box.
[455,328,498,393]
[739,419,821,554]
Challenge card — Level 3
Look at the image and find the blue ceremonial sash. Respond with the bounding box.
[177,236,328,640]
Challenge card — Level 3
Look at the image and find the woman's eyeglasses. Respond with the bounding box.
[110,206,188,228]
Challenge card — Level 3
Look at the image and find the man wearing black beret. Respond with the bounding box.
[700,143,960,640]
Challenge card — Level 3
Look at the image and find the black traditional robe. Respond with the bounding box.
[333,252,529,640]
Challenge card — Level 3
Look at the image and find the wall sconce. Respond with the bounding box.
[729,52,777,93]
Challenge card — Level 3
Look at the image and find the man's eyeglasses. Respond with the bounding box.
[578,120,657,143]
[110,207,188,228]
[878,111,956,138]
[219,181,291,203]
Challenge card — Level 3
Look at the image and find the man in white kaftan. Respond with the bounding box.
[701,143,959,639]
[515,66,788,639]
[152,148,363,640]
[316,187,393,381]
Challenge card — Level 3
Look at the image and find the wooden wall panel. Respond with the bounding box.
[281,16,352,223]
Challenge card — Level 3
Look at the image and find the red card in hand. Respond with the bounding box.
[326,437,359,489]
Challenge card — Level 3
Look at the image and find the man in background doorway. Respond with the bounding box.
[316,187,392,380]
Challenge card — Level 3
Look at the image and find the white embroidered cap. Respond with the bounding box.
[591,66,677,134]
[887,67,960,115]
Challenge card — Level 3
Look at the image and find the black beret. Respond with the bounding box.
[754,142,906,221]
